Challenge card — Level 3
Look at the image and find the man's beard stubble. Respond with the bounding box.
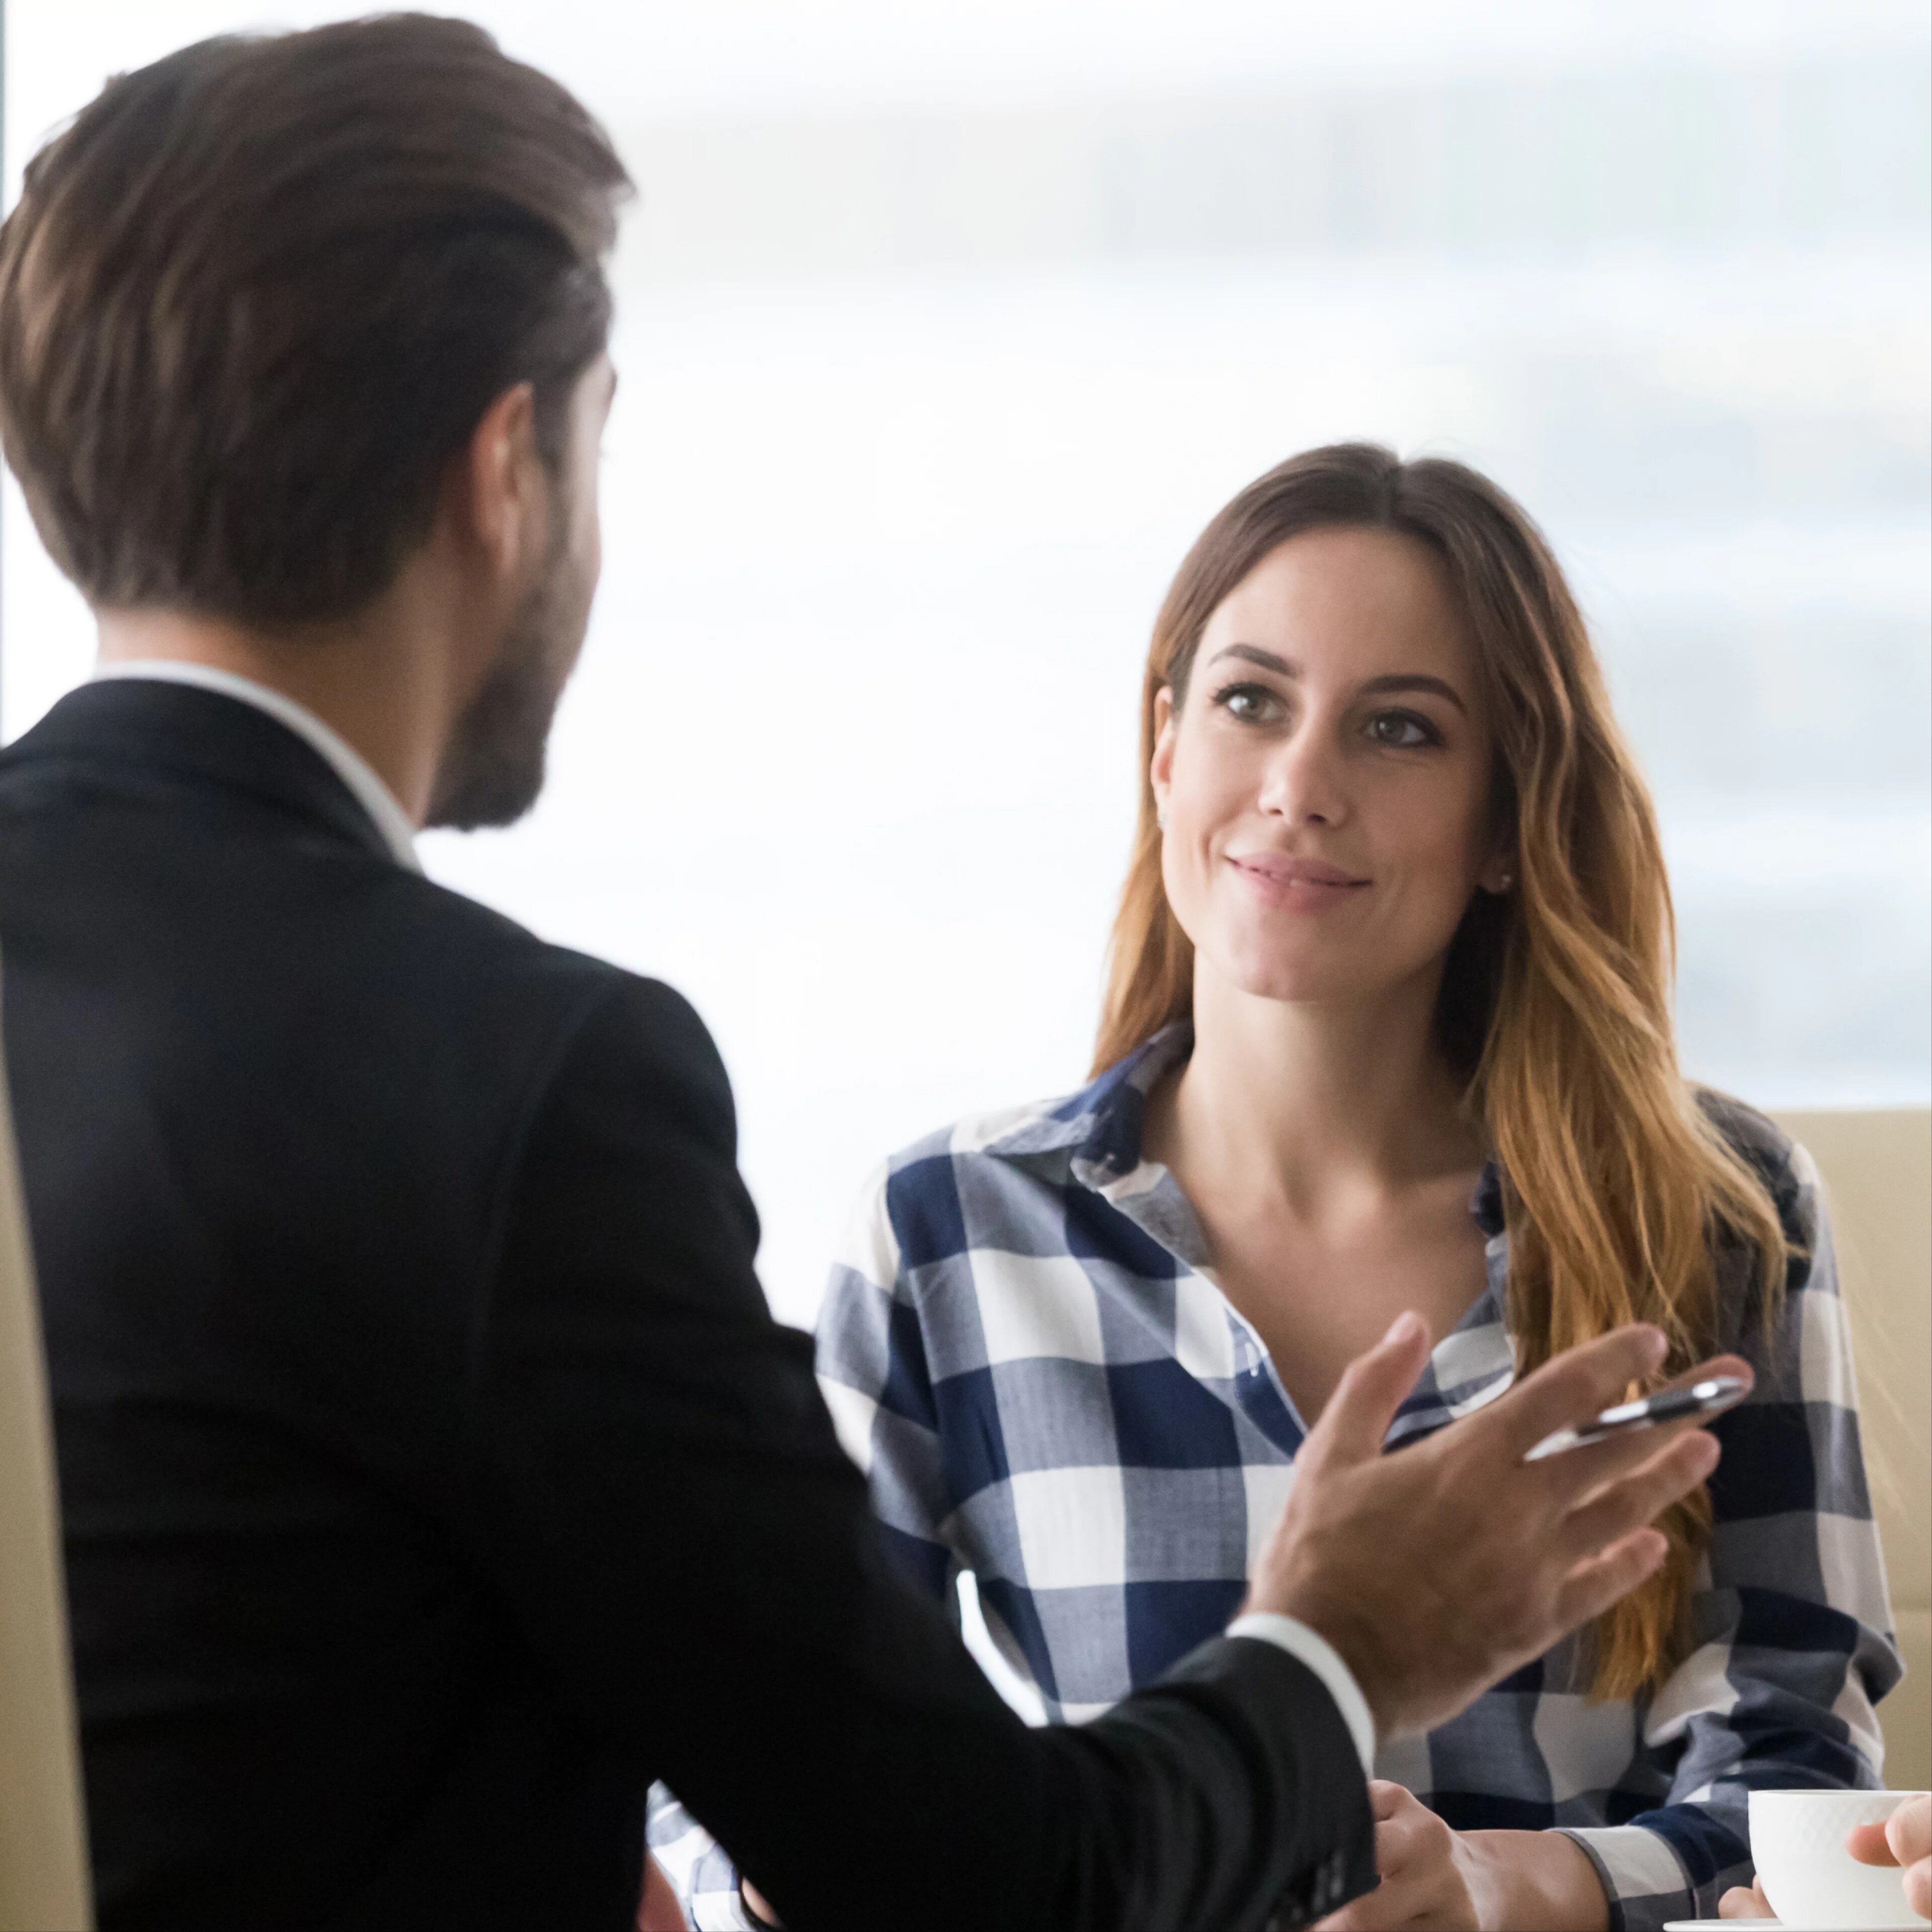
[425,527,590,832]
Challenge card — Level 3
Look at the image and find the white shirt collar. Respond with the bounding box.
[92,661,421,871]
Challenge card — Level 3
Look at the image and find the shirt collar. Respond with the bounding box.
[91,662,421,871]
[990,1019,1509,1236]
[989,1021,1519,1445]
[982,1022,1192,1174]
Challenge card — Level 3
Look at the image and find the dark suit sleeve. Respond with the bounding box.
[465,977,1375,1932]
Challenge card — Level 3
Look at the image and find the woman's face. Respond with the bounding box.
[1151,525,1510,1012]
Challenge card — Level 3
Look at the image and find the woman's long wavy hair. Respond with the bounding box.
[1095,443,1787,1699]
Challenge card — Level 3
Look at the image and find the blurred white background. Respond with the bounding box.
[8,2,1929,1327]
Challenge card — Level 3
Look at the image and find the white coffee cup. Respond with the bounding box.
[1748,1789,1929,1930]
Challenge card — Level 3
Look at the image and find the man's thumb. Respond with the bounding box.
[1308,1311,1431,1465]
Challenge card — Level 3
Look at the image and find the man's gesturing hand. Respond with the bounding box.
[1244,1311,1750,1742]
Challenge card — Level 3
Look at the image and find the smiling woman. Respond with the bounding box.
[1146,528,1507,1017]
[663,445,1903,1932]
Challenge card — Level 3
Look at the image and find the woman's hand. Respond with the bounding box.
[1313,1786,1611,1930]
[740,1878,783,1928]
[1716,1876,1773,1918]
[1722,1794,1931,1923]
[1849,1793,1932,1922]
[1312,1783,1492,1929]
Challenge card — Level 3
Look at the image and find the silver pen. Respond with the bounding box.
[1524,1375,1749,1463]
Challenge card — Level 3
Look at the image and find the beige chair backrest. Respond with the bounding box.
[1774,1109,1932,1793]
[0,976,92,1930]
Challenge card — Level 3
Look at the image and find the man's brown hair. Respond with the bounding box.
[0,14,631,627]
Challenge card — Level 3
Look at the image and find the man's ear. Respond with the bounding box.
[455,381,544,582]
[1150,686,1177,827]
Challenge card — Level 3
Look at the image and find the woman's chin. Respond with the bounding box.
[1200,930,1439,1013]
[1206,951,1363,1009]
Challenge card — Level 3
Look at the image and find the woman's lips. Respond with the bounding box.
[1227,852,1372,904]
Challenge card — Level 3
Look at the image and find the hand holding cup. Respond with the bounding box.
[1848,1793,1932,1922]
[1720,1790,1932,1928]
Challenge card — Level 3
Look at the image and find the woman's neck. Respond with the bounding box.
[1162,967,1482,1222]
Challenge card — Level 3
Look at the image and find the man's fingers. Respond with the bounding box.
[1553,1430,1721,1567]
[1650,1355,1756,1404]
[1483,1325,1671,1459]
[1497,1339,1755,1475]
[1549,1526,1669,1632]
[1306,1311,1433,1466]
[1524,1354,1749,1494]
[1531,1407,1715,1500]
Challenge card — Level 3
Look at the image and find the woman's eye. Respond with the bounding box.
[1367,710,1440,748]
[1214,682,1282,723]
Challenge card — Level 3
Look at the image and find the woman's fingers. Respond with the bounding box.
[1366,1780,1410,1822]
[1852,1796,1932,1922]
[1312,1869,1414,1931]
[1907,1861,1931,1923]
[637,1854,690,1931]
[1718,1880,1774,1918]
[1314,1789,1428,1929]
[1847,1798,1932,1869]
[1888,1793,1932,1869]
[1368,1784,1428,1871]
[1847,1820,1899,1867]
[1552,1430,1722,1567]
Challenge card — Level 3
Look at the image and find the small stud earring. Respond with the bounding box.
[1494,872,1514,893]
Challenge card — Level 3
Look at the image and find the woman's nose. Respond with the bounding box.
[1256,728,1348,827]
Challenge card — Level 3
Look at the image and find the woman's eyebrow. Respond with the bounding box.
[1206,643,1297,676]
[1205,647,1469,718]
[1358,672,1468,716]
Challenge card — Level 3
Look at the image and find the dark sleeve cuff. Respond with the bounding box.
[1170,1635,1380,1928]
[1027,1632,1378,1932]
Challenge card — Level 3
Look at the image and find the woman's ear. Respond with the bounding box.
[1150,687,1177,829]
[1477,844,1516,895]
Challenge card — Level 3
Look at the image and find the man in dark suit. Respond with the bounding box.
[0,19,1739,1931]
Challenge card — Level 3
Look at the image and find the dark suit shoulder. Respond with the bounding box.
[374,887,741,1169]
[493,963,755,1311]
[549,968,737,1140]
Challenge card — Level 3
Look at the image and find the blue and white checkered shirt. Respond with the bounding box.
[653,1025,1901,1932]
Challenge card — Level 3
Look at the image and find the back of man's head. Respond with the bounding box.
[0,13,630,629]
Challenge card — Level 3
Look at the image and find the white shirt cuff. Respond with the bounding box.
[1226,1612,1377,1775]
